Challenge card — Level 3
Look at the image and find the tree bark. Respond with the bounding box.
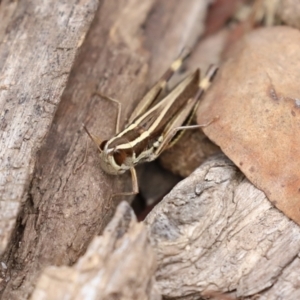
[0,0,211,298]
[30,154,300,299]
[145,154,300,299]
[0,0,98,256]
[30,202,161,300]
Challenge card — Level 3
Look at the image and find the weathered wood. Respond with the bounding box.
[30,202,161,300]
[145,154,300,299]
[0,0,212,299]
[0,0,98,256]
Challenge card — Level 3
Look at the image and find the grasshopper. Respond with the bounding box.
[84,51,218,200]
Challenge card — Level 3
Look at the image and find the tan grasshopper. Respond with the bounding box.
[84,51,218,200]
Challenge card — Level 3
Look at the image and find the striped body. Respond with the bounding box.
[84,51,218,198]
[99,70,200,175]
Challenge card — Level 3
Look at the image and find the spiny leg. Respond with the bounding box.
[154,118,218,157]
[91,92,122,134]
[83,93,121,148]
[78,122,102,172]
[154,65,219,156]
[88,50,191,135]
[105,167,139,210]
[199,64,218,90]
[82,124,103,153]
[128,49,192,123]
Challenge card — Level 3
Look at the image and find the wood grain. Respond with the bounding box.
[0,0,211,298]
[30,202,161,300]
[0,0,98,257]
[145,154,300,299]
[29,154,300,299]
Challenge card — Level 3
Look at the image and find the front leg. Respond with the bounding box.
[105,167,139,210]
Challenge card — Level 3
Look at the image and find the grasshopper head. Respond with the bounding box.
[83,125,131,175]
[98,140,128,175]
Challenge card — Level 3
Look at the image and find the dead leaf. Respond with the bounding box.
[197,26,300,225]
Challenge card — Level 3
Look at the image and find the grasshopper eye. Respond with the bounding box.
[113,149,127,166]
[100,140,107,151]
